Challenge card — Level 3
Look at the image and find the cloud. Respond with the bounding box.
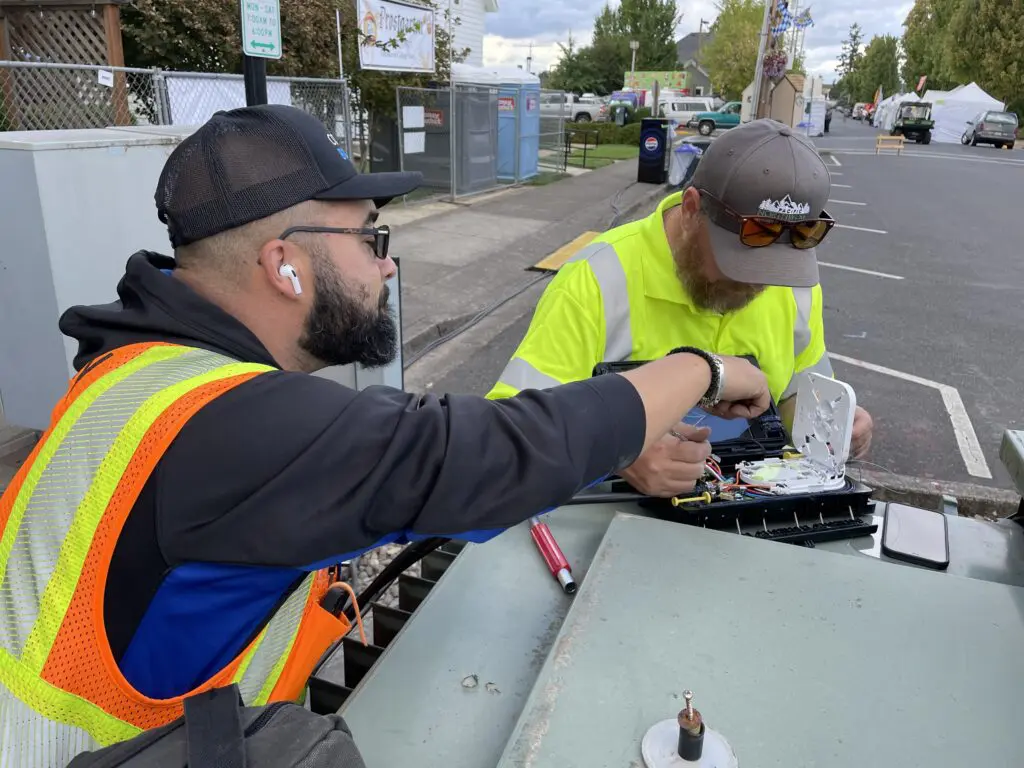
[482,0,914,82]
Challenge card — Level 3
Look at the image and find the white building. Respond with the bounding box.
[449,0,499,68]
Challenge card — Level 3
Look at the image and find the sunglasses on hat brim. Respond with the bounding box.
[698,189,835,250]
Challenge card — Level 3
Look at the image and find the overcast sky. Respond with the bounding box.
[482,0,914,81]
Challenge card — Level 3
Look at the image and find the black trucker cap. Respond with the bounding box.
[156,104,423,248]
[691,118,830,288]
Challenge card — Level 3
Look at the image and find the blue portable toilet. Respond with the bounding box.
[453,64,540,182]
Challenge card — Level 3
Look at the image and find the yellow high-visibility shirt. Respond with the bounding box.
[486,190,831,403]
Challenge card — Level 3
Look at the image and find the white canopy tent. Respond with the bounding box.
[930,82,1005,143]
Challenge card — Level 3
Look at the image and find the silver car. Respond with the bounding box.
[962,110,1018,149]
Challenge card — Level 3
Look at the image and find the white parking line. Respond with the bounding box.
[831,183,852,188]
[829,155,842,166]
[819,261,903,280]
[829,172,844,175]
[829,199,866,205]
[829,353,993,479]
[835,223,888,234]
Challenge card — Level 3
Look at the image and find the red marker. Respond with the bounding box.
[529,516,577,595]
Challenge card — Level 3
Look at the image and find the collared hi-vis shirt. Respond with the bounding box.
[486,190,833,403]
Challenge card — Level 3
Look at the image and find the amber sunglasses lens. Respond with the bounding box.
[740,217,785,247]
[791,219,830,249]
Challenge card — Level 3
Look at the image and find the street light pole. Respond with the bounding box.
[629,39,639,79]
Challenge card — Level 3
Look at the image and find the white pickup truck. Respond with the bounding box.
[539,93,602,122]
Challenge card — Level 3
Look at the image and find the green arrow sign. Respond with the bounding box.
[241,0,282,60]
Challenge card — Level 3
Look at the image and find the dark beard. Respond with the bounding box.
[298,252,398,369]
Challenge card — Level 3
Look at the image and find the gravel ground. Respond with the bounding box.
[352,543,421,610]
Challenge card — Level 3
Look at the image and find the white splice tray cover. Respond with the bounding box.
[738,373,856,493]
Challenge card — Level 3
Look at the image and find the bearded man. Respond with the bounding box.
[0,104,778,762]
[487,119,874,497]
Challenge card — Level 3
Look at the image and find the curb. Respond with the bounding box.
[856,468,1019,519]
[400,180,669,366]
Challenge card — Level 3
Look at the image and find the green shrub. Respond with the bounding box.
[631,107,652,123]
[618,122,642,145]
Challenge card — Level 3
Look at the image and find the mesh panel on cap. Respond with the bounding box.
[157,110,328,247]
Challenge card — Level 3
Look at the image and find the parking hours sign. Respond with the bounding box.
[241,0,282,59]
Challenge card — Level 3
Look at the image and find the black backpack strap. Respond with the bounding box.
[184,685,247,768]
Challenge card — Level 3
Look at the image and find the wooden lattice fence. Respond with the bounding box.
[0,0,131,130]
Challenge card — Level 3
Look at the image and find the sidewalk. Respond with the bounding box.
[381,162,667,358]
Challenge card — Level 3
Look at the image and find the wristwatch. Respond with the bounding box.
[669,346,725,409]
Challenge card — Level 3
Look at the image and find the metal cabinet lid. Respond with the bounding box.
[0,128,182,151]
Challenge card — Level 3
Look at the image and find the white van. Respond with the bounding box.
[658,97,716,125]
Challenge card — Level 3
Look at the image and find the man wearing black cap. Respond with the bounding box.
[488,118,874,498]
[0,104,772,757]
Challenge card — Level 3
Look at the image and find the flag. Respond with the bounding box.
[770,0,793,36]
[917,75,927,92]
[873,86,883,106]
[793,7,814,29]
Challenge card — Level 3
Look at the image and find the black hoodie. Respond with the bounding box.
[57,251,646,697]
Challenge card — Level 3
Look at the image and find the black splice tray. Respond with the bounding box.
[591,357,789,472]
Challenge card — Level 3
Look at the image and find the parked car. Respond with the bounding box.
[688,101,743,135]
[658,97,716,127]
[539,92,598,122]
[852,103,868,120]
[961,110,1018,149]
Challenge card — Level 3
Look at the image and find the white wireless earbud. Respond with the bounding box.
[279,264,302,296]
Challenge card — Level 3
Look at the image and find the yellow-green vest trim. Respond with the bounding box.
[0,344,325,766]
[486,190,832,403]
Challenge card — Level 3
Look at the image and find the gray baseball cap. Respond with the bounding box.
[690,118,830,288]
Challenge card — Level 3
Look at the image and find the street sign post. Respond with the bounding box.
[240,0,281,106]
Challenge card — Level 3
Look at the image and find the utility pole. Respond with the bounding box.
[751,0,776,120]
[526,41,533,73]
[629,39,640,80]
[697,18,709,68]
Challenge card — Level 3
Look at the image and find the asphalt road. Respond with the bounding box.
[405,118,1024,490]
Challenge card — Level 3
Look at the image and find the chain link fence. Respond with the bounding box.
[0,61,353,154]
[394,83,569,200]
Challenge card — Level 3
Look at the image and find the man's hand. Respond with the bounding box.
[851,406,873,459]
[620,423,712,498]
[710,356,771,419]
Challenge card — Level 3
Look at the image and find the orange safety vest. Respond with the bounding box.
[0,342,351,766]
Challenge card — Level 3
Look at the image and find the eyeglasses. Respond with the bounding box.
[698,190,835,250]
[279,224,391,260]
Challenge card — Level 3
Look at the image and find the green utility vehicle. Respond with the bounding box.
[891,101,933,144]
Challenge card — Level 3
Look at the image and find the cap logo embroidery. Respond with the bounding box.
[758,194,810,221]
[337,147,349,160]
[326,132,339,146]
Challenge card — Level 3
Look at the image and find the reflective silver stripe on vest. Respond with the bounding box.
[781,355,836,401]
[495,356,562,392]
[237,572,316,704]
[0,348,235,658]
[567,242,633,362]
[0,683,101,768]
[781,287,831,400]
[792,287,813,359]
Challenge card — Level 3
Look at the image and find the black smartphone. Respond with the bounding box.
[881,503,950,570]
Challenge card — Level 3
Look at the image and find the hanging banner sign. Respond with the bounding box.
[357,0,436,73]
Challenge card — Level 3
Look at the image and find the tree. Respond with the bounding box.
[121,0,465,167]
[832,23,864,103]
[701,0,763,100]
[947,0,1024,114]
[854,34,902,103]
[549,0,680,95]
[616,0,682,70]
[900,0,956,92]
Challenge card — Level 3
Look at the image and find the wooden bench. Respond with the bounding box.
[875,134,905,155]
